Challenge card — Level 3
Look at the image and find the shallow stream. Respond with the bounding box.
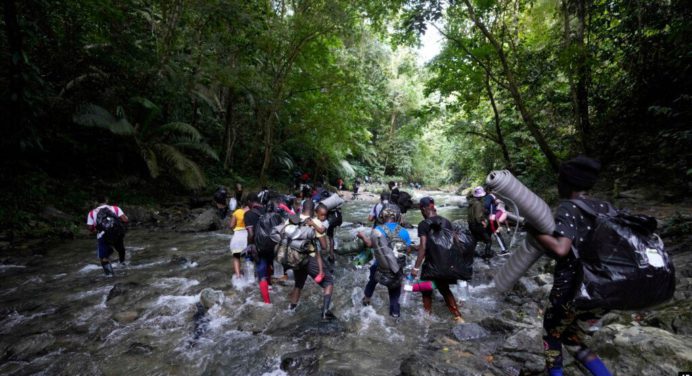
[0,191,530,375]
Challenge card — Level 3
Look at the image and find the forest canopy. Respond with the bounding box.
[1,0,689,234]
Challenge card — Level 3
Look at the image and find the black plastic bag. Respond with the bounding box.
[571,199,675,310]
[421,220,476,281]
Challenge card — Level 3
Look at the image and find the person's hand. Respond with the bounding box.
[327,255,335,264]
[411,267,419,278]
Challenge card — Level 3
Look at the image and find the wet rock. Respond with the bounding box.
[399,352,480,376]
[452,322,490,340]
[124,205,156,224]
[280,348,319,375]
[591,324,692,374]
[42,206,72,221]
[178,208,224,232]
[5,333,55,360]
[41,352,102,375]
[502,327,542,354]
[170,255,189,265]
[480,315,528,334]
[126,342,155,355]
[643,299,692,335]
[533,273,552,286]
[107,282,141,303]
[200,288,225,309]
[113,310,139,323]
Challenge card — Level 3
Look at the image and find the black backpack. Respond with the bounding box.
[327,209,343,228]
[254,210,284,258]
[570,199,675,310]
[213,187,228,205]
[96,207,125,245]
[396,191,414,214]
[421,218,475,282]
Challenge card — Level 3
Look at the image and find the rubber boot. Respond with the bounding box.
[422,294,433,314]
[101,261,114,276]
[259,280,271,304]
[442,291,463,322]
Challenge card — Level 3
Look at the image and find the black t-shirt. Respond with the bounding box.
[244,207,265,229]
[550,197,611,298]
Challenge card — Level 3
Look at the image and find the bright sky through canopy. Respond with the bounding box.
[416,22,443,64]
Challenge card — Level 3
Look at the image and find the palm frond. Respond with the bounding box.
[140,146,160,178]
[154,144,206,190]
[337,159,356,178]
[173,141,220,161]
[157,122,202,142]
[73,104,135,136]
[272,150,295,171]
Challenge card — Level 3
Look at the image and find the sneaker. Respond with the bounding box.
[361,297,371,306]
[288,303,298,310]
[321,310,336,320]
[497,250,511,256]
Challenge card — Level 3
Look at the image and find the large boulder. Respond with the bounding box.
[199,288,225,309]
[123,205,156,225]
[178,208,224,232]
[592,324,692,374]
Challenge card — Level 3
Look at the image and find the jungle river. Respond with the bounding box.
[0,191,690,375]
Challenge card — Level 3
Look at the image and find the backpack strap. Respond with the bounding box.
[569,198,617,217]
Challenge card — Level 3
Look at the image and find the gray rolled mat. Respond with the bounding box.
[485,170,555,292]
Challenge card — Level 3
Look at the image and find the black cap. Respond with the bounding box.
[419,196,435,209]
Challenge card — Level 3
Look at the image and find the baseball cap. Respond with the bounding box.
[418,196,435,209]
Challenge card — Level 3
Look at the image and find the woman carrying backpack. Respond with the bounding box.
[532,156,612,376]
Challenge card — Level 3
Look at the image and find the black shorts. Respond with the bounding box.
[293,256,334,289]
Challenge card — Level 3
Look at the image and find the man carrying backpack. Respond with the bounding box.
[368,192,389,228]
[411,197,464,323]
[533,156,613,376]
[468,187,493,262]
[287,200,334,320]
[86,195,128,276]
[361,203,411,319]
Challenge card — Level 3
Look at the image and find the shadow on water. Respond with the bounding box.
[0,190,532,375]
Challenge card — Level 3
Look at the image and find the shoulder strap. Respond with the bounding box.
[569,198,617,217]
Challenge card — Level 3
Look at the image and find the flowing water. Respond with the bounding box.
[0,191,525,375]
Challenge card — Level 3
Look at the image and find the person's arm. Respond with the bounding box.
[534,233,572,258]
[119,214,129,223]
[229,214,237,230]
[411,235,427,278]
[356,231,373,248]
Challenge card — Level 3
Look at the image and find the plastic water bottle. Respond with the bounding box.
[458,280,470,302]
[402,274,414,306]
[243,259,255,282]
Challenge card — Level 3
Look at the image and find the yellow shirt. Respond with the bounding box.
[232,208,247,231]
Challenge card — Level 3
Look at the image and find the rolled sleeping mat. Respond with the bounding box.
[335,238,365,255]
[504,211,525,225]
[485,170,554,292]
[320,194,345,210]
[493,234,545,292]
[485,170,554,234]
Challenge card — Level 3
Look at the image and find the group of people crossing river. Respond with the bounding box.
[87,156,631,376]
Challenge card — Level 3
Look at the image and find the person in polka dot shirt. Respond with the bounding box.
[533,156,613,376]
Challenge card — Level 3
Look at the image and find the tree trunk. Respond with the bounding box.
[574,0,591,153]
[463,0,560,172]
[3,0,23,137]
[222,90,237,170]
[485,74,512,170]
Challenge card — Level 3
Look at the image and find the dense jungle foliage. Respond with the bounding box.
[1,0,690,238]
